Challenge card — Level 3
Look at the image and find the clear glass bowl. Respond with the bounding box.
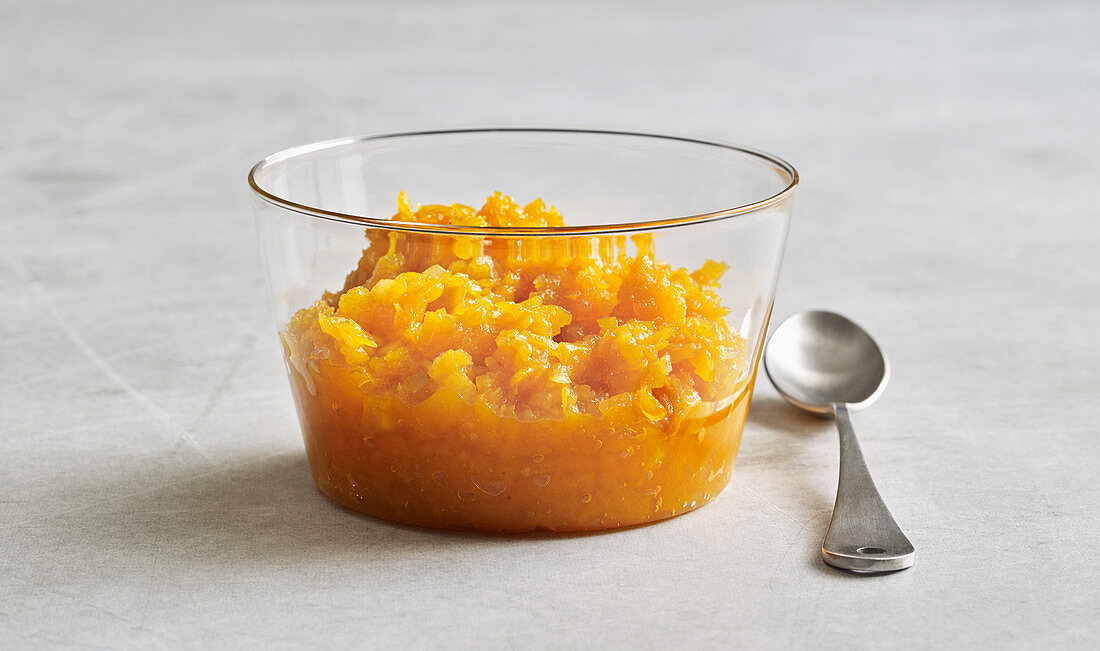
[250,129,797,532]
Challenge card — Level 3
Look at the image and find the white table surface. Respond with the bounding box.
[3,0,1098,648]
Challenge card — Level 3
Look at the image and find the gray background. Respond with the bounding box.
[2,0,1097,648]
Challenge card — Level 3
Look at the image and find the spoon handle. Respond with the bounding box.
[822,403,915,572]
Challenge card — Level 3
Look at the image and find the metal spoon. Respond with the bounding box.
[764,310,914,573]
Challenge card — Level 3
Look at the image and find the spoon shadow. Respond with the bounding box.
[744,395,868,577]
[747,395,829,434]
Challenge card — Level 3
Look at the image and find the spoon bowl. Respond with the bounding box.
[764,310,914,573]
[765,310,890,413]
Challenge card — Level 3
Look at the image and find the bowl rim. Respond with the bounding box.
[248,127,799,236]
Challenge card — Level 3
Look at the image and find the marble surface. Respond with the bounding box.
[2,0,1098,647]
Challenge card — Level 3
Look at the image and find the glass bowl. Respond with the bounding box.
[249,128,797,532]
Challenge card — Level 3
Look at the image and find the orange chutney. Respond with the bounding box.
[282,192,756,531]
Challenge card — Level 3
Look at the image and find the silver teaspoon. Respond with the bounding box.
[764,310,914,573]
